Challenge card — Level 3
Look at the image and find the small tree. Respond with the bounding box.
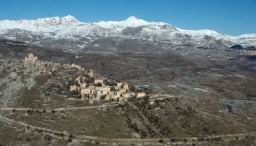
[158,139,164,143]
[95,82,102,87]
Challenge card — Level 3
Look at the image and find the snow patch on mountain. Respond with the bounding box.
[177,28,230,39]
[96,16,148,28]
[95,16,166,28]
[0,15,79,33]
[238,34,256,39]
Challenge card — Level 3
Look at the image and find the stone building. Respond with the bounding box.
[80,82,87,88]
[122,92,136,100]
[136,92,146,98]
[24,53,38,65]
[70,85,79,92]
[94,77,106,85]
[116,82,123,90]
[81,88,91,99]
[67,69,145,102]
[71,63,83,70]
[89,69,95,77]
[123,83,129,91]
[96,86,111,95]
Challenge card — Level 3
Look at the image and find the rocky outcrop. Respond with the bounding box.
[230,45,256,56]
[230,44,243,50]
[242,50,256,56]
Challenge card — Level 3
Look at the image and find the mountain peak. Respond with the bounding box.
[126,16,139,21]
[124,16,149,26]
[61,15,79,23]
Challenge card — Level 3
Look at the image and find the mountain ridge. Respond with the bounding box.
[0,15,254,37]
[0,15,255,51]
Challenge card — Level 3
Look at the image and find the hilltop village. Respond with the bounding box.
[23,53,146,103]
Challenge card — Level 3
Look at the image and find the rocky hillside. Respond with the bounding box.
[1,38,256,145]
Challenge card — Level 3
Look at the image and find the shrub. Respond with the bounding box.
[67,138,72,143]
[95,82,102,87]
[158,139,164,143]
[51,110,56,114]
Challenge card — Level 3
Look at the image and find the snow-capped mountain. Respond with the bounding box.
[0,15,255,52]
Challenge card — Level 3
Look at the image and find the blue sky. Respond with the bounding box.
[0,0,255,35]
